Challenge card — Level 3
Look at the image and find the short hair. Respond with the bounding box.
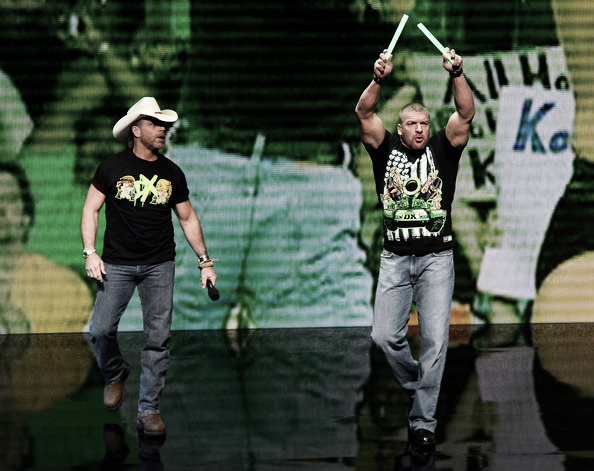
[398,103,431,124]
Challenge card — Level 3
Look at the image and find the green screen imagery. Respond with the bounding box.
[1,0,593,334]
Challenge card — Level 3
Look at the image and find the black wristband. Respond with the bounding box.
[373,74,385,86]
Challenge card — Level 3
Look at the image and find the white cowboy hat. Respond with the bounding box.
[112,97,178,142]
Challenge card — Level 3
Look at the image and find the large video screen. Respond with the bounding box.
[1,0,592,333]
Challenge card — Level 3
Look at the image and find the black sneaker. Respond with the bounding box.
[412,428,435,447]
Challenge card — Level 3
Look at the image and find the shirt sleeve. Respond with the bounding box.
[170,165,190,206]
[90,163,108,195]
[435,129,464,162]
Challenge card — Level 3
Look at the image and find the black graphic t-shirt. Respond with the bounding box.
[366,129,463,255]
[92,149,190,265]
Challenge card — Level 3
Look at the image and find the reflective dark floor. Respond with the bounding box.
[1,323,593,471]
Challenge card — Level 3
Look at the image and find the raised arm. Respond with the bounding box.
[442,48,475,149]
[355,50,394,149]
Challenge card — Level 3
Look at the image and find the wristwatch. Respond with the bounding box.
[82,248,96,259]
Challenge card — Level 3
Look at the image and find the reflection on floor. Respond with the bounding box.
[0,324,593,470]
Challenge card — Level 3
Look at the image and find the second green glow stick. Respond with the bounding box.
[417,23,454,63]
[386,14,409,58]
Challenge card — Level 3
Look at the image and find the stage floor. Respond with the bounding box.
[1,323,593,470]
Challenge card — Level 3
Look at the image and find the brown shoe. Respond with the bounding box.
[103,363,130,411]
[136,413,166,437]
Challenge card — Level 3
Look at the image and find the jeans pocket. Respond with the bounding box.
[432,249,453,257]
[381,249,394,259]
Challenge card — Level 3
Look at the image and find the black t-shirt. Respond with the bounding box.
[365,129,463,255]
[92,149,190,265]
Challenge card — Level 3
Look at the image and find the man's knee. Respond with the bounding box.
[89,318,117,342]
[371,328,407,354]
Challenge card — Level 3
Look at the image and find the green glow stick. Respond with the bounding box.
[417,23,454,63]
[386,14,409,58]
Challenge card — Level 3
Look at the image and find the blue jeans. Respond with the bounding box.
[371,248,454,433]
[89,261,175,414]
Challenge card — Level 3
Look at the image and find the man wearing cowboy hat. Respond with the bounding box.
[81,97,217,437]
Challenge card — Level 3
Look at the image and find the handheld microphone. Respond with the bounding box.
[207,280,220,301]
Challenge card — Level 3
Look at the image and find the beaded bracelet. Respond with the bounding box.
[198,258,219,270]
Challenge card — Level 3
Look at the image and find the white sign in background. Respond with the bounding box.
[412,47,575,300]
[478,85,575,300]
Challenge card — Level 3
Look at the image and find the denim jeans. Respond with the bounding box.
[89,261,175,414]
[371,248,454,433]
